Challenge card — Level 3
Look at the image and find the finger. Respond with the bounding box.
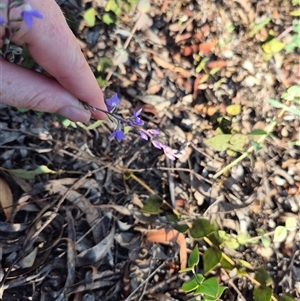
[8,0,107,120]
[1,59,92,123]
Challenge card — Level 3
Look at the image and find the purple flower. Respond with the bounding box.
[132,108,144,126]
[21,4,43,29]
[105,94,120,112]
[152,140,163,150]
[148,129,160,135]
[109,129,125,142]
[0,17,4,26]
[140,132,148,140]
[163,147,177,160]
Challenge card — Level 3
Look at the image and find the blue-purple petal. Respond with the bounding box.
[109,129,125,142]
[152,140,162,149]
[105,93,120,112]
[21,5,43,29]
[133,108,144,125]
[148,129,160,135]
[140,132,148,140]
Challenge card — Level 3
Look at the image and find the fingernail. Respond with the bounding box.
[57,106,90,123]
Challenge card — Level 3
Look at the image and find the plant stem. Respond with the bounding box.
[213,107,286,179]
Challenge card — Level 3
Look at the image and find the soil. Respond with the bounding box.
[0,0,299,301]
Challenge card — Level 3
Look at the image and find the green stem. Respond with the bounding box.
[213,107,286,179]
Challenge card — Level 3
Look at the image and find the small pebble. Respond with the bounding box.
[182,94,193,105]
[281,127,289,137]
[289,198,299,213]
[242,60,255,74]
[268,219,276,229]
[194,190,205,206]
[274,176,286,186]
[201,168,209,178]
[231,164,245,181]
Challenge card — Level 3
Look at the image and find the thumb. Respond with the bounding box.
[1,59,92,122]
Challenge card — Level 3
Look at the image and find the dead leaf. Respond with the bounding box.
[175,32,192,44]
[76,224,115,267]
[146,84,162,94]
[199,40,217,54]
[0,178,13,221]
[146,228,187,269]
[193,103,218,116]
[153,55,190,78]
[207,60,228,69]
[181,44,199,56]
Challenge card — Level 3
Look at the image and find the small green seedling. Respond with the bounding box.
[180,245,227,301]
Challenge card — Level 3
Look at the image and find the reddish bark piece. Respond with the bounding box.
[146,228,187,269]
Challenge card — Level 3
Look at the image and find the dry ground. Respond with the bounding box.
[0,0,299,300]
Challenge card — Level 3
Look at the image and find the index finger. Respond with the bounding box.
[10,0,107,119]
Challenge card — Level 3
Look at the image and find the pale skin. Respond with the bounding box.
[0,0,107,122]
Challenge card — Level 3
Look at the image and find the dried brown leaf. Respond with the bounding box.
[146,228,187,269]
[0,178,13,221]
[153,55,190,78]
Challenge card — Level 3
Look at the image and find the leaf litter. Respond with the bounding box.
[0,0,299,300]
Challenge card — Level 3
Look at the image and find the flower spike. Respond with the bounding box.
[132,108,144,126]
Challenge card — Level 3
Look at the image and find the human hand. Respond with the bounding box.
[0,0,107,122]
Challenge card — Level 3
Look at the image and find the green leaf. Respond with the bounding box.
[83,7,96,27]
[238,259,253,269]
[8,165,58,179]
[174,223,190,234]
[188,244,199,268]
[97,57,112,72]
[254,268,272,286]
[285,85,300,100]
[237,233,250,245]
[141,195,163,214]
[253,287,272,301]
[195,277,219,297]
[228,134,249,152]
[249,129,268,135]
[220,256,234,270]
[17,107,30,112]
[249,17,271,37]
[96,76,109,88]
[105,0,121,16]
[216,286,227,299]
[209,67,220,76]
[190,218,215,239]
[278,294,297,301]
[268,99,300,117]
[203,248,222,274]
[251,140,263,152]
[102,12,117,25]
[290,9,300,16]
[85,120,103,130]
[285,217,298,231]
[222,236,240,250]
[182,274,204,292]
[262,38,285,54]
[273,226,288,242]
[261,236,271,248]
[226,104,241,116]
[204,135,232,152]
